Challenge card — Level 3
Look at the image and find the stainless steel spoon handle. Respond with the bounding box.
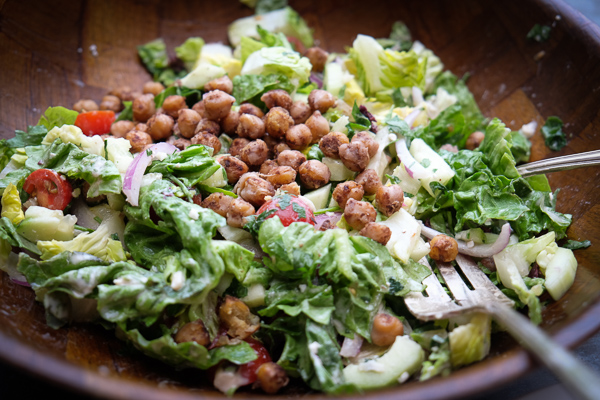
[517,150,600,177]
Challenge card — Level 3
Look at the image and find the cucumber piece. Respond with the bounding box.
[378,208,422,264]
[16,206,76,242]
[241,283,266,308]
[303,184,331,211]
[343,335,424,389]
[322,157,355,181]
[543,247,577,301]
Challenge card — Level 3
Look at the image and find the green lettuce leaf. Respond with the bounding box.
[232,73,295,108]
[37,107,78,130]
[541,116,567,151]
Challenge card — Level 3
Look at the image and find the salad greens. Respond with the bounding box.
[0,4,587,396]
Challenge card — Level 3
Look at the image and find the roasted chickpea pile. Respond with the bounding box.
[72,49,401,245]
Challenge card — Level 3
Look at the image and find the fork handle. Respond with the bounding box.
[517,150,600,177]
[488,302,600,400]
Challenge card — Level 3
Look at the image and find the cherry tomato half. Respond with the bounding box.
[23,169,73,210]
[75,110,116,136]
[238,338,272,383]
[257,194,316,227]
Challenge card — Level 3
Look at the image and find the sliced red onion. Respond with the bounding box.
[310,72,323,89]
[395,138,429,180]
[419,222,512,258]
[10,278,30,287]
[122,143,179,206]
[314,212,342,231]
[404,108,422,128]
[340,334,363,358]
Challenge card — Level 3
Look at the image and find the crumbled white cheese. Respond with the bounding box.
[170,270,185,291]
[298,284,307,292]
[358,359,385,373]
[151,151,168,161]
[72,188,81,198]
[521,120,538,138]
[398,371,410,384]
[189,208,199,220]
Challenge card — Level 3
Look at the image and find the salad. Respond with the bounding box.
[0,3,584,395]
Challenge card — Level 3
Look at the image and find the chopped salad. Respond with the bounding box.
[0,3,584,395]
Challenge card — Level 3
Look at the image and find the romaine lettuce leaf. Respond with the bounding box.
[232,73,295,108]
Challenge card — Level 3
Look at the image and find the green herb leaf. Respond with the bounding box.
[562,240,591,250]
[541,116,567,151]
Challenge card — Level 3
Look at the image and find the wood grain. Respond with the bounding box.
[1,0,600,399]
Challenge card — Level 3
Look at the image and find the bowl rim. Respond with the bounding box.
[2,0,600,398]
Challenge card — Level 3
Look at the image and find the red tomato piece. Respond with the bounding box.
[75,110,116,136]
[238,338,272,383]
[23,169,73,210]
[286,36,307,55]
[257,194,316,227]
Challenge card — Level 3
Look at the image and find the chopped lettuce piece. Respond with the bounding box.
[1,183,24,224]
[541,116,567,151]
[228,7,313,48]
[232,73,295,108]
[241,46,312,87]
[537,246,577,300]
[42,124,105,156]
[37,106,79,130]
[448,313,491,367]
[175,37,205,71]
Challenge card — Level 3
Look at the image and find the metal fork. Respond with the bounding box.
[517,149,600,177]
[405,254,600,400]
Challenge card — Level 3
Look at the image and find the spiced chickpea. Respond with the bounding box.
[351,131,379,158]
[371,313,404,347]
[192,100,205,118]
[273,142,291,157]
[143,81,165,96]
[110,86,136,101]
[192,193,203,206]
[239,103,264,118]
[110,120,135,138]
[162,95,188,119]
[174,319,210,346]
[240,139,270,166]
[235,174,276,207]
[125,130,153,153]
[217,155,249,184]
[339,142,370,172]
[73,99,99,113]
[261,89,293,110]
[259,159,279,174]
[308,89,336,114]
[264,166,297,187]
[221,110,240,134]
[333,181,364,209]
[229,138,250,157]
[298,160,331,189]
[256,362,289,394]
[277,149,306,171]
[204,75,233,94]
[319,131,349,159]
[201,192,233,217]
[194,118,220,136]
[132,94,155,122]
[265,107,294,139]
[344,198,376,231]
[132,121,146,131]
[360,222,392,246]
[226,198,255,228]
[175,109,202,138]
[289,101,312,124]
[147,113,175,141]
[305,111,330,143]
[429,235,459,262]
[285,124,312,150]
[218,295,260,339]
[280,182,301,196]
[237,113,266,139]
[203,90,235,121]
[191,132,222,154]
[375,184,404,217]
[167,136,191,150]
[304,47,329,72]
[100,95,122,112]
[465,131,485,150]
[355,169,382,196]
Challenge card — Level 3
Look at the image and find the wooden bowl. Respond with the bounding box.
[1,0,600,398]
